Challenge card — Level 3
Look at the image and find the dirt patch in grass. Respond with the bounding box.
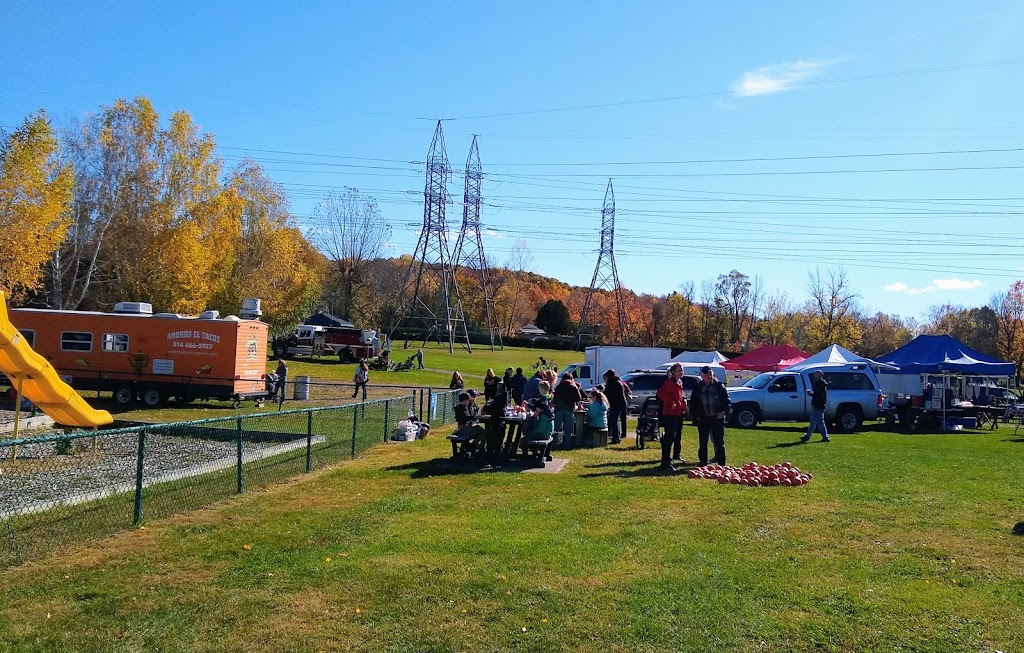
[226,588,370,653]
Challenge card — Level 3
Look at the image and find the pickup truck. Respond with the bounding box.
[726,362,882,433]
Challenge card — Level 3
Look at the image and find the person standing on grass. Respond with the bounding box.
[484,368,499,401]
[503,367,514,390]
[656,363,687,472]
[801,370,830,443]
[689,365,731,466]
[352,361,369,400]
[416,348,424,369]
[450,371,465,390]
[510,367,527,405]
[553,373,583,449]
[603,369,631,445]
[275,358,288,406]
[482,380,509,458]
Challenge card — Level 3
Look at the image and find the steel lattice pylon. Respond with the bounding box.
[577,179,629,345]
[452,136,502,351]
[391,121,471,353]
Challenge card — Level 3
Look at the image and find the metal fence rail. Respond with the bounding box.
[0,390,460,569]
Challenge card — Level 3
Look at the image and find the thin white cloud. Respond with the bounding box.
[884,278,983,295]
[732,60,833,97]
[933,277,983,290]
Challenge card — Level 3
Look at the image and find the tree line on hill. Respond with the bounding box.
[3,98,1024,374]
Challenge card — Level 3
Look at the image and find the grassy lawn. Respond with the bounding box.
[78,343,582,424]
[2,422,1022,652]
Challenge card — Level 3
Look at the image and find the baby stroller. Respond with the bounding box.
[395,355,416,372]
[635,396,662,450]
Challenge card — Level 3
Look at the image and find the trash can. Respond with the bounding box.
[293,376,311,401]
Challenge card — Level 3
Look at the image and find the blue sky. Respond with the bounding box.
[3,1,1024,319]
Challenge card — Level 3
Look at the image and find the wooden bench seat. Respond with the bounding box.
[521,437,554,463]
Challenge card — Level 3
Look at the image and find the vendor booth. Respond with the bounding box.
[721,344,809,373]
[875,335,1015,432]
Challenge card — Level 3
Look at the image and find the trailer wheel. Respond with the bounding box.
[142,389,163,407]
[114,387,134,405]
[339,348,355,363]
[232,398,242,409]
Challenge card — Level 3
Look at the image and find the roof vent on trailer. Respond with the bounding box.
[240,298,262,320]
[199,310,220,320]
[153,313,183,319]
[113,302,153,315]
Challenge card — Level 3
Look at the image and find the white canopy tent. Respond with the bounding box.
[669,350,729,365]
[786,344,898,370]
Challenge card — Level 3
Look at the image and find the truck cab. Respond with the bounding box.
[557,362,595,389]
[726,362,882,432]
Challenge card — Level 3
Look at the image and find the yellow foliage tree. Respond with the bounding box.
[0,112,73,303]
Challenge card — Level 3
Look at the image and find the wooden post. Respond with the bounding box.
[11,377,23,461]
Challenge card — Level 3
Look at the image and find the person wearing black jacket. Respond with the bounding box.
[801,370,830,443]
[509,368,527,404]
[689,365,732,466]
[482,381,509,458]
[603,369,631,444]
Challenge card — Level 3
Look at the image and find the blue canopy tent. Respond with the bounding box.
[875,335,1014,376]
[876,335,1015,429]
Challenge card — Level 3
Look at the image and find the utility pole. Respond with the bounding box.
[577,179,629,345]
[452,136,501,351]
[391,121,470,353]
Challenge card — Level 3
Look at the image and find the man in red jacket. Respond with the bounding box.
[656,363,687,472]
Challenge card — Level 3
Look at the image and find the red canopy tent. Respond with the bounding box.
[721,344,809,372]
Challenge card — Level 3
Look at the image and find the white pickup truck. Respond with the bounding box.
[726,362,883,432]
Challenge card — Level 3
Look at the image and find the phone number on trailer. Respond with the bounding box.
[172,342,214,350]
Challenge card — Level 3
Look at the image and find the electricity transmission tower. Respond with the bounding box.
[452,136,502,351]
[391,121,471,353]
[577,179,629,345]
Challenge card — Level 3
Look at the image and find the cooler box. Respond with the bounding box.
[962,417,977,429]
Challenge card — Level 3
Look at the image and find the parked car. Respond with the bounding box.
[621,370,701,414]
[726,362,882,432]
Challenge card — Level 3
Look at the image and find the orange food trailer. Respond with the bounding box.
[6,300,269,406]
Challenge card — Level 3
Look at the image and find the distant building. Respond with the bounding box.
[518,322,547,340]
[304,311,355,329]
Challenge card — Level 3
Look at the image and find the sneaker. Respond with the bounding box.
[821,437,830,442]
[659,463,677,472]
[799,436,810,443]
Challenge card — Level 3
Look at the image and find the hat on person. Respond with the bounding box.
[467,389,479,398]
[458,392,470,402]
[700,365,713,374]
[529,398,546,411]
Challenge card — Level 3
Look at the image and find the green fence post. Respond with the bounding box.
[427,388,433,422]
[133,428,147,525]
[418,388,424,420]
[383,400,390,443]
[306,409,313,473]
[351,407,359,460]
[236,417,244,494]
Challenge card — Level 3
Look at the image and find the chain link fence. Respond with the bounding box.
[0,389,459,569]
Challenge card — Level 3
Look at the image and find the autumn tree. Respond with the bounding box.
[992,281,1024,376]
[858,311,913,359]
[211,159,323,333]
[757,292,798,345]
[715,269,752,346]
[312,187,392,321]
[0,111,73,303]
[804,267,861,351]
[498,239,535,336]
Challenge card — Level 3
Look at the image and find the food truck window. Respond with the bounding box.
[61,331,93,352]
[18,329,35,347]
[102,333,130,353]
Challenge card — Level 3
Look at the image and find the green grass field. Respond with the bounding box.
[2,422,1022,652]
[91,343,582,423]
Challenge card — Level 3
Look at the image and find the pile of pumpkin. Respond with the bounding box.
[688,461,811,486]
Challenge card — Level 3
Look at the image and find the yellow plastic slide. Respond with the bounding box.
[0,292,113,428]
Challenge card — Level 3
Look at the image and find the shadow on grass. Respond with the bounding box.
[579,460,698,479]
[1000,437,1024,443]
[766,439,832,449]
[384,457,548,478]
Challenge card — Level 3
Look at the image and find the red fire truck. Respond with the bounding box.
[271,324,381,363]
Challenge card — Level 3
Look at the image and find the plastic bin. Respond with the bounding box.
[962,417,977,429]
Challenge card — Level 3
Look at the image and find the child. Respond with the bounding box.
[586,389,609,436]
[521,398,554,451]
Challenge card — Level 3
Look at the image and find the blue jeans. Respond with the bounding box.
[608,406,626,443]
[555,410,575,448]
[806,407,829,440]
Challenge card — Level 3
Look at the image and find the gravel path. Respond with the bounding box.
[0,431,316,518]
